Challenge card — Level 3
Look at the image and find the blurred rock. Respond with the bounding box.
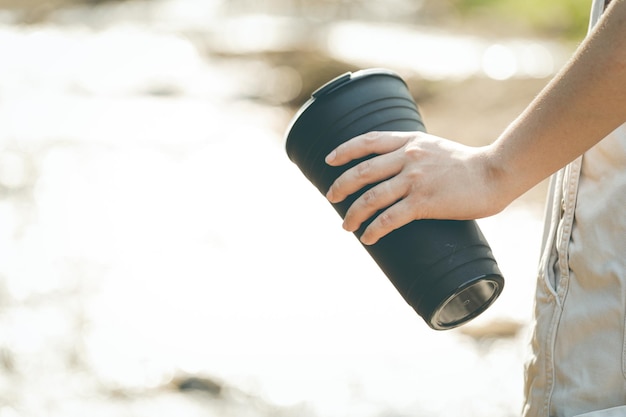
[173,375,223,396]
[457,318,524,340]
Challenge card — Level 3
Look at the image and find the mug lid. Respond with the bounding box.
[311,68,403,99]
[284,68,404,155]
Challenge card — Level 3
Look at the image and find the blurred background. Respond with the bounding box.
[0,0,590,416]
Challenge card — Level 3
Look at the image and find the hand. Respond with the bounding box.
[325,131,509,245]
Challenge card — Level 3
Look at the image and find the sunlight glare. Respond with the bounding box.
[483,44,518,80]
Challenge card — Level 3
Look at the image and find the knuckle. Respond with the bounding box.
[356,159,372,178]
[378,211,393,228]
[361,131,382,149]
[362,188,377,205]
[405,168,421,183]
[362,131,381,142]
[403,145,422,161]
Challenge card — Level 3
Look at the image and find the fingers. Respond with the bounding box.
[325,131,409,166]
[326,150,403,203]
[341,176,405,233]
[359,199,418,246]
[325,130,413,204]
[323,130,428,245]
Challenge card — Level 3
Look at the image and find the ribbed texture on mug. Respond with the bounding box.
[285,69,504,330]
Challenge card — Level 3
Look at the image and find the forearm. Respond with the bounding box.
[323,0,626,244]
[487,0,626,202]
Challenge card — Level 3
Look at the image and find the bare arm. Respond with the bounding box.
[488,0,626,201]
[325,0,626,245]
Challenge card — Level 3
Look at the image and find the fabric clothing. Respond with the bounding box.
[522,1,626,416]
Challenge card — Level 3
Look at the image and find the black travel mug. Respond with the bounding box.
[285,69,504,330]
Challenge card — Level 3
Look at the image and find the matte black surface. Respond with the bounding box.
[285,69,504,330]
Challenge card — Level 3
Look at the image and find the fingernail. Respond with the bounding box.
[325,150,336,164]
[360,234,377,246]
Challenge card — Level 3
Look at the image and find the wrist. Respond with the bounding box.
[479,143,520,214]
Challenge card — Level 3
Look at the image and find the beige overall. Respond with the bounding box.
[522,1,626,416]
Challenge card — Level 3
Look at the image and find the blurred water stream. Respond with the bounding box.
[0,1,570,416]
